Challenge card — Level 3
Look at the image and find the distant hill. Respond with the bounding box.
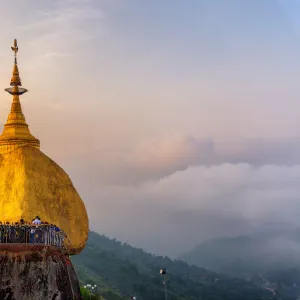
[179,235,300,276]
[71,231,275,300]
[179,235,300,299]
[179,236,267,276]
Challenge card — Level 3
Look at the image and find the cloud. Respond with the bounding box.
[218,137,300,166]
[84,162,300,256]
[64,135,300,188]
[57,135,300,256]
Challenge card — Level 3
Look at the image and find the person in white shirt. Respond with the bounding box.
[32,216,41,226]
[30,216,41,243]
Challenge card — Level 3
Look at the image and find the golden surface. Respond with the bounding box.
[0,91,40,154]
[0,39,89,254]
[0,40,39,154]
[0,147,89,254]
[10,64,21,86]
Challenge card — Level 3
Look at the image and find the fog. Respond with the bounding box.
[64,136,300,256]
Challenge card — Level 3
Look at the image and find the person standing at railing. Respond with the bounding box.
[43,222,49,245]
[31,216,42,243]
[4,222,9,243]
[48,224,53,246]
[18,219,27,243]
[0,222,2,243]
[30,218,37,243]
[32,216,41,226]
[44,222,49,245]
[54,225,61,247]
[30,219,34,243]
[60,231,64,248]
[39,222,45,244]
[7,222,13,243]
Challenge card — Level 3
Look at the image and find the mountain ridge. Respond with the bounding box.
[71,231,276,300]
[179,234,300,299]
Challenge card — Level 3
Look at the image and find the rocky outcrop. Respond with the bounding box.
[0,244,82,300]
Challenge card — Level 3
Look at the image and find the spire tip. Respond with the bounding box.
[11,39,18,56]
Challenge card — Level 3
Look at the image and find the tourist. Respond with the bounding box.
[6,222,13,243]
[42,222,48,244]
[32,216,41,226]
[53,224,62,247]
[32,217,43,243]
[30,218,36,243]
[49,224,56,246]
[2,223,9,243]
[43,222,50,245]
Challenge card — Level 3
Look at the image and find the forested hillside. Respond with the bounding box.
[71,232,275,300]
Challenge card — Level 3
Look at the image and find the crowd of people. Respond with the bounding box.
[0,216,66,248]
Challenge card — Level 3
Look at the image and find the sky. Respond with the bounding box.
[1,0,300,255]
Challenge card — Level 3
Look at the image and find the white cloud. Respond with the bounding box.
[60,134,300,255]
[84,162,300,255]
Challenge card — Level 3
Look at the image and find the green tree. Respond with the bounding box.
[72,232,276,300]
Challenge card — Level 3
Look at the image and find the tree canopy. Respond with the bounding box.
[72,232,277,300]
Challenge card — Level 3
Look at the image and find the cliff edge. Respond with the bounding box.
[0,244,82,300]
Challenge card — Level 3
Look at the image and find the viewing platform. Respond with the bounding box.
[0,224,73,254]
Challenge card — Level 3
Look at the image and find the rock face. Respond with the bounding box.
[0,244,82,300]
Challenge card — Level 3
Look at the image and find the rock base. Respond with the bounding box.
[0,244,82,300]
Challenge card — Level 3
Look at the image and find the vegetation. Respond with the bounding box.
[72,231,275,300]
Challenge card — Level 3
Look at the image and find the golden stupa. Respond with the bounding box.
[0,40,89,254]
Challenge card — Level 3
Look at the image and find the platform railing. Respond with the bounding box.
[0,225,69,251]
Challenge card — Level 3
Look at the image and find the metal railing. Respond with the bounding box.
[0,225,70,251]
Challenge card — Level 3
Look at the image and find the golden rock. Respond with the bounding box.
[0,147,89,254]
[0,40,89,254]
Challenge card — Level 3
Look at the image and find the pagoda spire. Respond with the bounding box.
[0,39,40,154]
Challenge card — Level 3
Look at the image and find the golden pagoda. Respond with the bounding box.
[0,40,89,254]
